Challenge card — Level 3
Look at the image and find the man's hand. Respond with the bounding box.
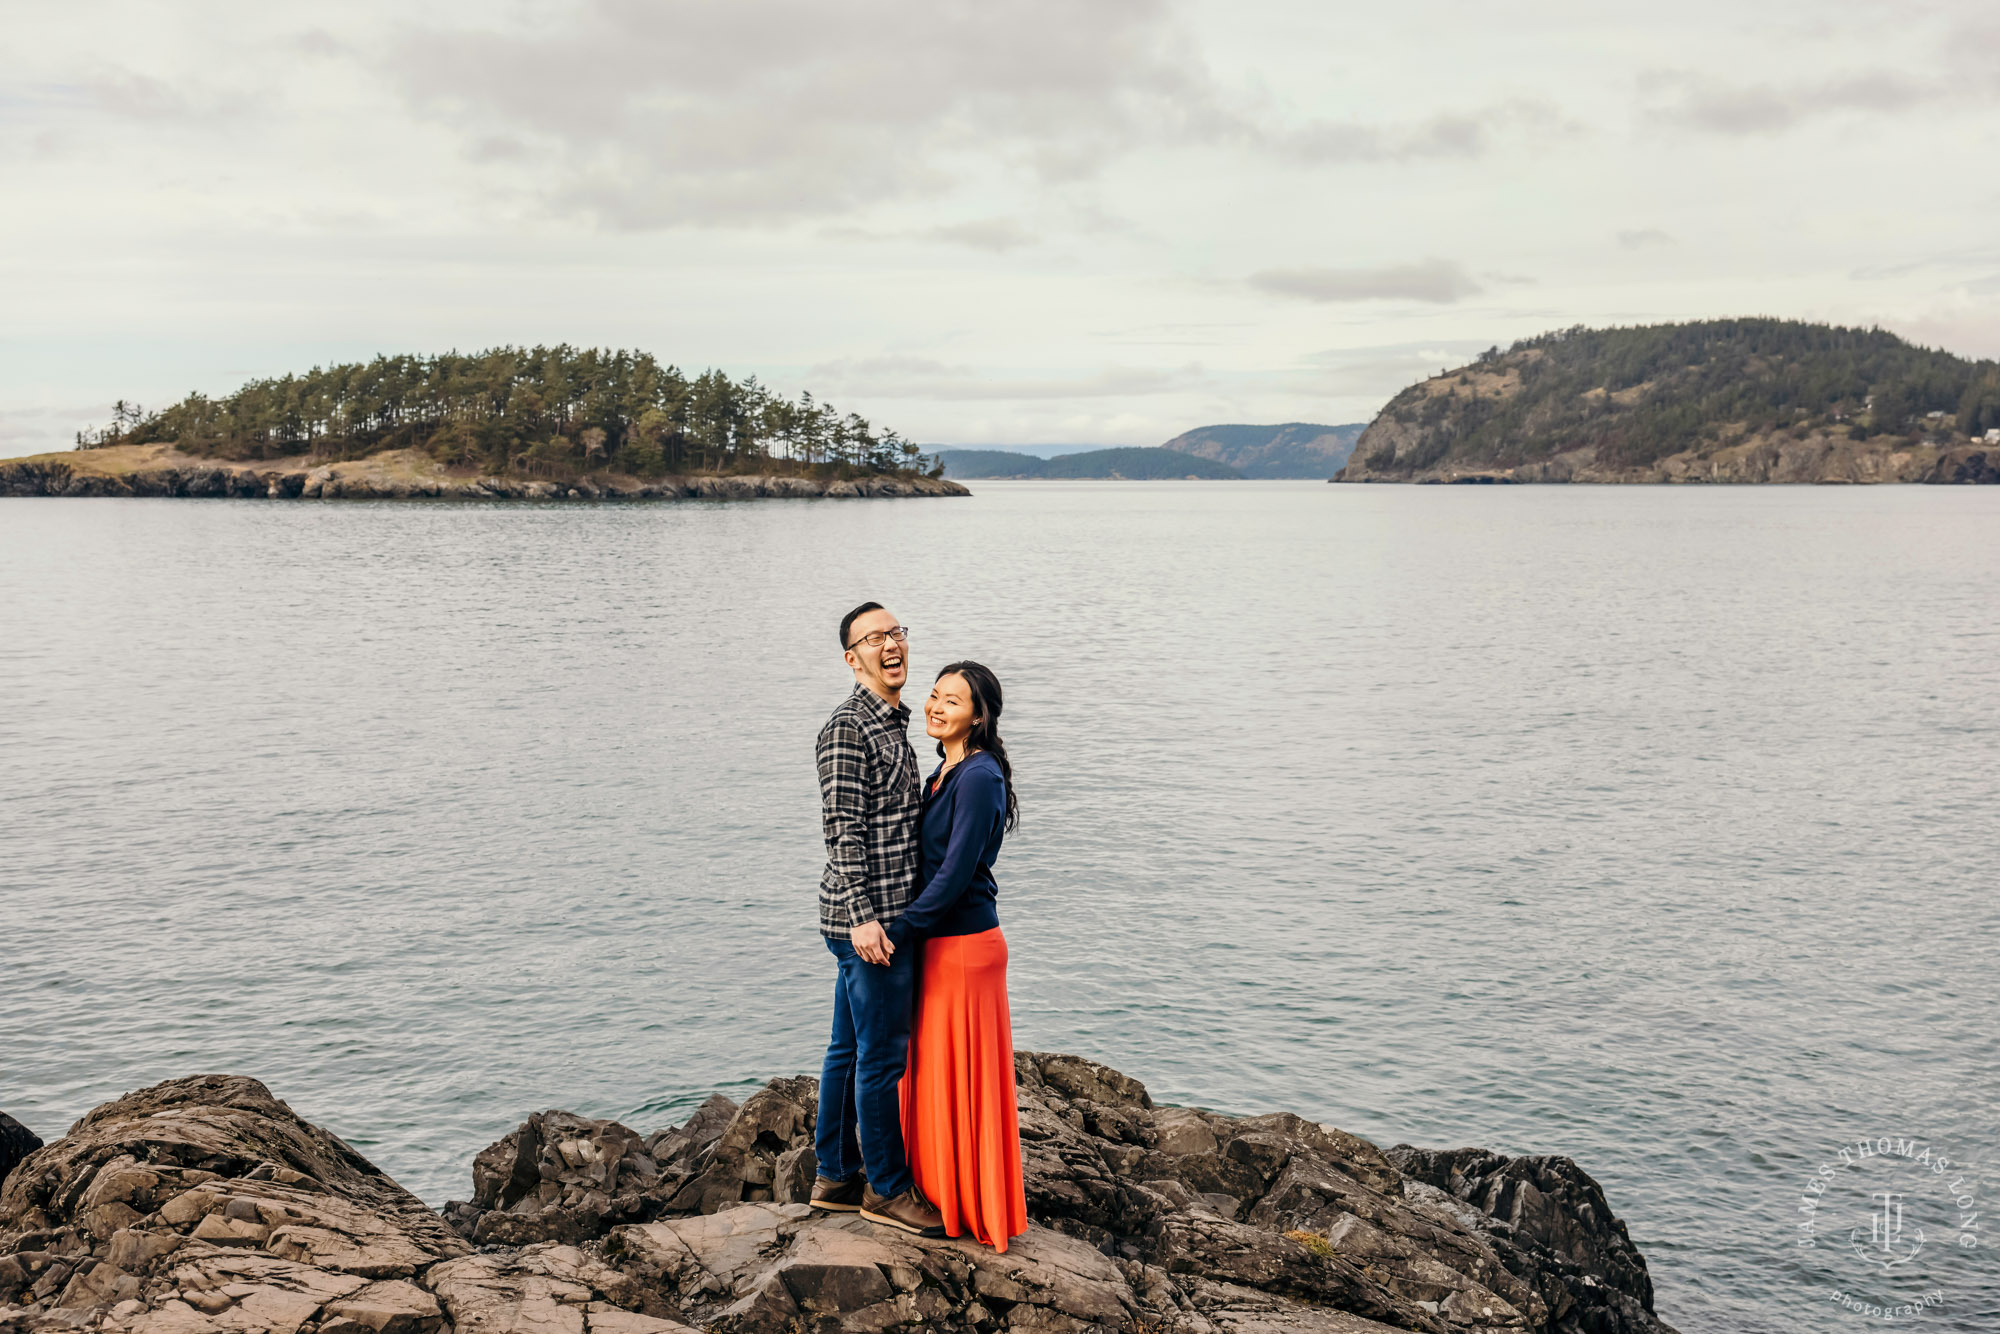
[852,920,895,967]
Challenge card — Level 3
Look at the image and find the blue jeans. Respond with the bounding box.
[816,933,917,1200]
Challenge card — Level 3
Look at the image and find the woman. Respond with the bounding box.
[886,661,1027,1252]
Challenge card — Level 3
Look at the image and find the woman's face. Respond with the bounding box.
[925,673,977,746]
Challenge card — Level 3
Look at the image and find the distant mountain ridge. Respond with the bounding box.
[931,448,1050,478]
[1337,318,2000,484]
[1161,422,1366,477]
[930,443,1110,459]
[934,447,1240,479]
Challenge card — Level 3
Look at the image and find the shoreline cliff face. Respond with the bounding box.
[1335,320,2000,484]
[0,446,969,502]
[1338,417,1999,485]
[0,1054,1677,1334]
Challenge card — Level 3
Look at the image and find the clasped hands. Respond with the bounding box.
[852,920,895,967]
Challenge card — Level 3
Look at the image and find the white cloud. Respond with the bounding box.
[922,220,1040,253]
[1641,68,1943,136]
[1248,260,1484,305]
[1617,229,1675,250]
[1277,100,1576,164]
[377,0,1226,228]
[1287,340,1498,398]
[808,357,1200,401]
[3,0,1999,456]
[0,404,106,453]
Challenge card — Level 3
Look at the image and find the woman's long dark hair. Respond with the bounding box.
[935,660,1018,832]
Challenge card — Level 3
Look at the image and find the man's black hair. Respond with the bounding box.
[839,601,885,649]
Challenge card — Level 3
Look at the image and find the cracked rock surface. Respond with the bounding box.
[2,1056,1675,1333]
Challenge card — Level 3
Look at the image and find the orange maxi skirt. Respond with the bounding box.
[899,927,1028,1251]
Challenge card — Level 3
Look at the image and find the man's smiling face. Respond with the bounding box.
[845,606,908,699]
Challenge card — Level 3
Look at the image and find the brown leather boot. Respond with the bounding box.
[860,1186,947,1238]
[809,1174,865,1212]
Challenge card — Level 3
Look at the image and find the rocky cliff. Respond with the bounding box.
[1334,319,2000,484]
[0,447,968,502]
[0,1055,1677,1334]
[1341,422,2000,484]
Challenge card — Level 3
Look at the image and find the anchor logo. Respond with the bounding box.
[1850,1192,1925,1269]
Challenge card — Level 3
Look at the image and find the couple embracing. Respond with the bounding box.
[810,601,1027,1252]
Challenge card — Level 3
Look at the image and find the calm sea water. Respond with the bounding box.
[3,483,1996,1332]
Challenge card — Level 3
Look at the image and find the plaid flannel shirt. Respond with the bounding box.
[817,684,921,938]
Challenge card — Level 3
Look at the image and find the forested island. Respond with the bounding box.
[1337,318,2000,483]
[0,346,966,500]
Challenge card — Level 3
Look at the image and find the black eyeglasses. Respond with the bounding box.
[847,626,910,650]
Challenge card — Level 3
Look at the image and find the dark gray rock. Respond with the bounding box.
[441,1081,822,1245]
[0,457,971,504]
[0,1074,471,1330]
[1389,1145,1664,1334]
[1931,448,2000,483]
[0,1116,39,1195]
[662,1082,814,1216]
[459,1109,662,1245]
[0,1057,1674,1334]
[772,1146,816,1206]
[1150,1211,1444,1330]
[644,1093,738,1170]
[0,463,62,495]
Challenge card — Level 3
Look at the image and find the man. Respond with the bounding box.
[810,601,946,1238]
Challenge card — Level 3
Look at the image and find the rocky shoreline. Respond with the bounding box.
[1333,431,2000,485]
[0,447,969,502]
[0,1054,1676,1334]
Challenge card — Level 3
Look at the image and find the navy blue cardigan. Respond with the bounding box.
[885,750,1007,946]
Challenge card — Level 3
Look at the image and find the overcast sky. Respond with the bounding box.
[4,0,1997,454]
